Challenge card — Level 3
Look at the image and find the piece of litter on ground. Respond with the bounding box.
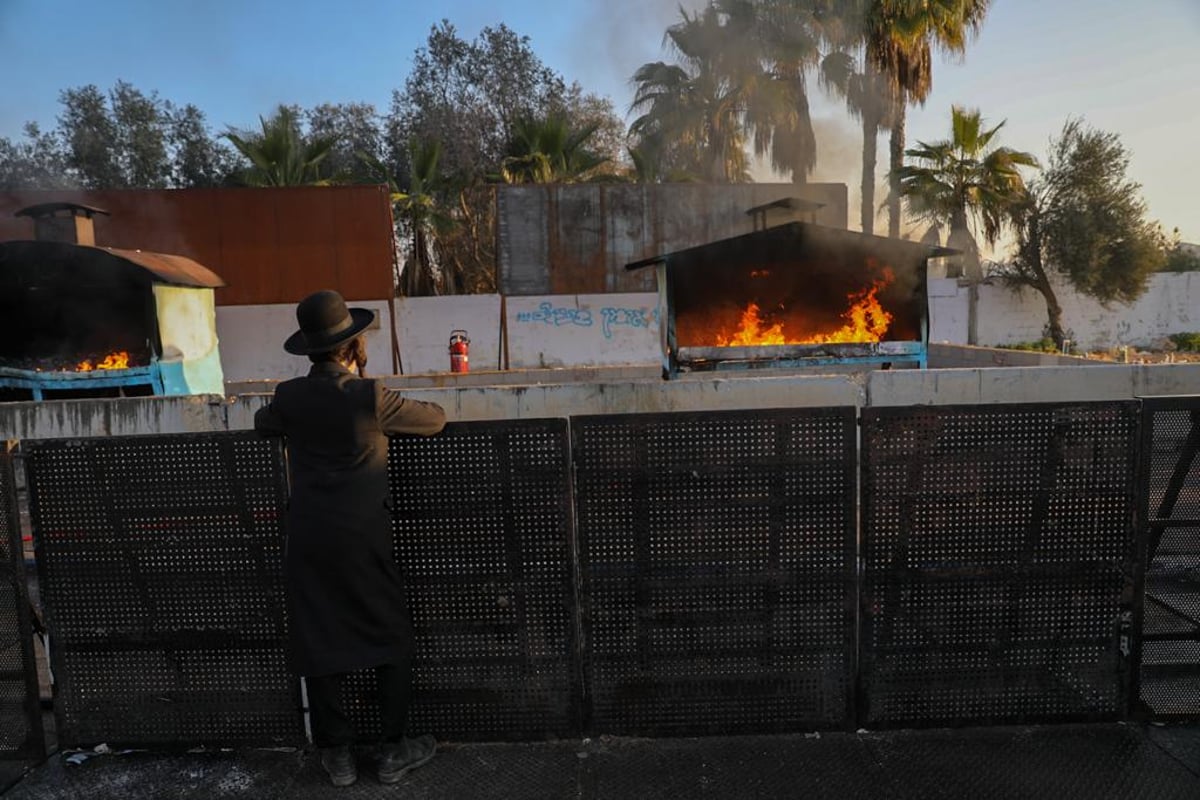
[62,743,143,765]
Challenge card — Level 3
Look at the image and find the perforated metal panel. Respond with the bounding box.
[339,420,578,742]
[860,402,1140,728]
[1135,398,1200,719]
[573,409,857,736]
[0,448,42,759]
[23,432,303,748]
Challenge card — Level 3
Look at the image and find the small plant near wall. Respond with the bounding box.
[1168,332,1200,352]
[1003,338,1058,353]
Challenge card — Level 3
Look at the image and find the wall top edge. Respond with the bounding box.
[4,364,1200,441]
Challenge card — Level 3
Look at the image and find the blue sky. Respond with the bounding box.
[2,0,1197,242]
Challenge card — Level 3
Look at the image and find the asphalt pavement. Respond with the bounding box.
[1,722,1198,799]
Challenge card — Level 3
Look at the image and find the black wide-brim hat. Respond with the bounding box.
[284,289,376,355]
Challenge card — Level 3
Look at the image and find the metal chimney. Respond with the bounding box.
[14,202,109,246]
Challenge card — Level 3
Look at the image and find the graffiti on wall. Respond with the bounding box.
[515,301,658,340]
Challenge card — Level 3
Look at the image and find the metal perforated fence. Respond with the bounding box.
[0,447,42,759]
[860,402,1141,728]
[1135,398,1200,720]
[339,420,579,742]
[22,432,303,748]
[8,397,1185,749]
[573,409,857,735]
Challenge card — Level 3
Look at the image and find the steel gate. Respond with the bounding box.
[338,420,579,742]
[860,402,1141,728]
[572,408,858,735]
[1133,397,1200,719]
[22,432,303,748]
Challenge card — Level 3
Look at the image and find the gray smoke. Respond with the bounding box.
[570,0,707,117]
[574,2,896,237]
[746,115,890,234]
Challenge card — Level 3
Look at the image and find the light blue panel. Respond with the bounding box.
[158,360,188,395]
[164,347,225,395]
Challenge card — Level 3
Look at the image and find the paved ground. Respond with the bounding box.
[1,723,1197,799]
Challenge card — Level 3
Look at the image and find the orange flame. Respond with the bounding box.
[718,304,787,346]
[716,268,895,346]
[76,351,131,372]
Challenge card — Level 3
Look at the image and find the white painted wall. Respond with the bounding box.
[395,295,502,374]
[929,272,1200,350]
[928,279,969,344]
[216,300,393,382]
[505,293,660,369]
[214,271,1198,384]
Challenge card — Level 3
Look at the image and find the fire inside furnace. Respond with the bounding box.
[643,221,934,374]
[75,352,132,372]
[714,266,896,347]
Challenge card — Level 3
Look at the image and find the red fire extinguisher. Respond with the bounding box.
[449,330,470,373]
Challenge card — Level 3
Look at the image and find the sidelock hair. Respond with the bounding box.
[310,335,368,376]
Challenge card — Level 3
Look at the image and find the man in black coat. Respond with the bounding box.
[255,290,446,787]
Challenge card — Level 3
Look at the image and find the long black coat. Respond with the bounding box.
[254,362,446,676]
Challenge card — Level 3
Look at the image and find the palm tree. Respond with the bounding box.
[224,106,334,186]
[360,140,451,296]
[629,7,750,183]
[729,0,828,182]
[861,0,992,238]
[628,0,825,183]
[500,114,608,184]
[897,106,1037,279]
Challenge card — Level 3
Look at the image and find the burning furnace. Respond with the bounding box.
[628,222,953,377]
[0,202,226,401]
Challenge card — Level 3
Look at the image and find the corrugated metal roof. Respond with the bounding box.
[99,246,225,288]
[0,240,225,288]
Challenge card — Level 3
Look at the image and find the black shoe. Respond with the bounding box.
[377,734,436,784]
[318,744,357,787]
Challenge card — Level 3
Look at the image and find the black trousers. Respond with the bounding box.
[306,656,413,747]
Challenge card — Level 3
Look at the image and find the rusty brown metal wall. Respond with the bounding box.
[497,183,849,296]
[0,186,395,305]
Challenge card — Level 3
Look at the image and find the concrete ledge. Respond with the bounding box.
[7,364,1200,440]
[928,342,1105,368]
[433,374,864,422]
[867,363,1200,407]
[1,394,229,441]
[225,365,665,395]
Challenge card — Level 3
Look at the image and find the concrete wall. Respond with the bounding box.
[7,363,1200,441]
[215,271,1200,387]
[930,272,1200,350]
[215,300,394,382]
[505,293,660,369]
[395,295,502,374]
[218,293,659,382]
